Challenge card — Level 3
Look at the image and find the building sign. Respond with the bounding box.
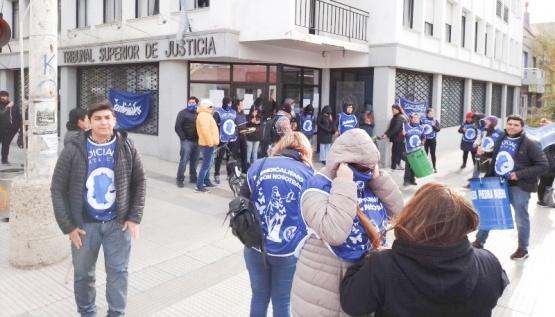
[63,36,218,64]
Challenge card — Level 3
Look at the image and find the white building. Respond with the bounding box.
[0,0,524,167]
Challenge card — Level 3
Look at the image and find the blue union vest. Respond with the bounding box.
[461,123,478,143]
[495,135,521,178]
[84,138,117,221]
[300,114,315,136]
[301,173,388,263]
[421,117,437,139]
[215,108,237,142]
[404,122,424,153]
[481,128,503,152]
[338,112,358,135]
[247,156,314,256]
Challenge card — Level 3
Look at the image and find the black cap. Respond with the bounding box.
[279,102,292,113]
[0,91,9,97]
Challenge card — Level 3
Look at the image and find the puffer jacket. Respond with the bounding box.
[291,128,404,317]
[174,107,199,142]
[51,130,147,234]
[196,107,219,147]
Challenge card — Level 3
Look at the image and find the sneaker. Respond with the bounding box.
[434,168,437,173]
[510,248,529,260]
[189,177,197,184]
[410,181,418,186]
[460,164,466,169]
[204,182,217,188]
[176,180,185,188]
[390,169,396,173]
[462,184,470,189]
[2,161,11,166]
[537,201,548,207]
[396,165,405,170]
[195,187,210,193]
[214,175,221,184]
[403,182,410,186]
[471,240,483,249]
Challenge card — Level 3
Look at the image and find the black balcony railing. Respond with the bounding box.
[295,0,368,41]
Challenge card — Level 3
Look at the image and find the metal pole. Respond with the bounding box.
[19,3,30,178]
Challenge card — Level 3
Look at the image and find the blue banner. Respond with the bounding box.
[469,177,514,230]
[523,123,555,149]
[109,89,152,129]
[399,97,428,118]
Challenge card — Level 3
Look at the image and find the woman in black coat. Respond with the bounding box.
[317,105,336,165]
[381,104,407,172]
[340,183,508,317]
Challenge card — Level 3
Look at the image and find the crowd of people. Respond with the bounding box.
[46,95,554,316]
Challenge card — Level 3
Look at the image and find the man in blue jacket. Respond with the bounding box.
[472,115,548,260]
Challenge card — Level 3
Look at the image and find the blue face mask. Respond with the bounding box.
[187,103,197,112]
[349,165,373,190]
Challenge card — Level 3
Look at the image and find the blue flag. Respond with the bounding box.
[399,97,428,118]
[524,123,555,149]
[109,89,152,129]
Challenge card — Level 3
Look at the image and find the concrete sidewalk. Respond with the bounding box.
[1,142,554,316]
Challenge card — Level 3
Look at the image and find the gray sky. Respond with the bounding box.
[527,0,555,24]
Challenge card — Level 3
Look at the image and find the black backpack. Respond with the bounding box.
[226,196,264,248]
[259,116,279,144]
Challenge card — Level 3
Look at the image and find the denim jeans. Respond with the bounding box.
[244,247,297,317]
[319,143,331,162]
[72,220,131,317]
[475,186,531,251]
[197,145,215,189]
[176,139,199,181]
[246,141,259,164]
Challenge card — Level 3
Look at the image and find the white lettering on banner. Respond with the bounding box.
[474,189,507,200]
[113,98,142,116]
[260,167,305,183]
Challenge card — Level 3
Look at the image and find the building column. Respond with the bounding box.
[501,84,508,126]
[485,82,492,116]
[158,60,189,163]
[464,78,472,115]
[373,67,396,168]
[320,68,330,109]
[432,74,443,121]
[59,67,78,149]
[513,87,520,115]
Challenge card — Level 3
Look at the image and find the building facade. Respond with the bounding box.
[0,0,524,166]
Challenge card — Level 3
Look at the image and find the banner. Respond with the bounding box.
[399,97,428,119]
[523,123,555,149]
[109,89,152,129]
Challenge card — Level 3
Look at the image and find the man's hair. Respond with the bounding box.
[0,90,9,97]
[506,114,524,126]
[88,101,115,119]
[393,182,479,245]
[69,108,88,124]
[188,96,199,104]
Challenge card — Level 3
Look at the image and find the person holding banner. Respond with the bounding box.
[340,183,508,317]
[381,104,408,172]
[403,113,426,186]
[421,108,440,173]
[458,112,478,169]
[472,115,548,260]
[336,102,358,135]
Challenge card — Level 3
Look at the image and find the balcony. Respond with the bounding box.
[522,68,546,86]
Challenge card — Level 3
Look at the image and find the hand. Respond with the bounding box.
[381,134,387,139]
[334,131,339,136]
[509,172,518,181]
[462,128,466,132]
[432,120,436,126]
[336,162,353,179]
[477,148,485,155]
[123,221,140,239]
[7,102,13,108]
[372,164,380,179]
[69,227,86,249]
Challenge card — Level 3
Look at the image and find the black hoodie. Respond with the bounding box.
[340,239,508,317]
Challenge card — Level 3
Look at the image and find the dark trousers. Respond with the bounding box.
[0,130,17,162]
[424,138,437,169]
[236,136,248,173]
[538,175,555,202]
[391,142,404,168]
[214,140,237,177]
[462,151,476,166]
[403,161,415,183]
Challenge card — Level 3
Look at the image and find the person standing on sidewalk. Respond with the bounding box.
[458,112,478,169]
[0,90,22,165]
[472,115,548,260]
[213,96,238,184]
[421,108,440,173]
[196,99,220,192]
[51,101,147,317]
[536,118,555,207]
[64,108,90,146]
[316,105,336,165]
[381,104,407,172]
[174,96,200,188]
[403,113,426,186]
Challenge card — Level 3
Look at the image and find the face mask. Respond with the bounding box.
[349,165,373,190]
[187,103,197,112]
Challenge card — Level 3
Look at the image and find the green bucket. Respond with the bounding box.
[406,148,434,178]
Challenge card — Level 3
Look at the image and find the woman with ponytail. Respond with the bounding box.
[340,183,509,317]
[291,128,404,317]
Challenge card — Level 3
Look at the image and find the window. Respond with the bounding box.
[196,0,209,8]
[104,0,122,23]
[58,0,61,33]
[484,33,488,56]
[403,0,414,28]
[425,22,433,36]
[77,0,88,28]
[136,0,159,18]
[496,1,502,17]
[12,1,19,39]
[461,16,466,47]
[503,6,509,22]
[445,24,452,43]
[474,21,478,52]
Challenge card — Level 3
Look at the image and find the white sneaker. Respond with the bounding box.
[390,169,396,173]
